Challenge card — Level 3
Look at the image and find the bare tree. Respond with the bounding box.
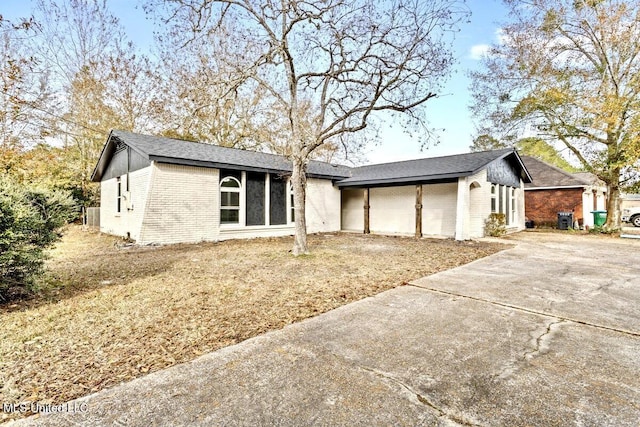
[106,44,164,135]
[29,0,162,204]
[0,16,50,159]
[470,0,640,230]
[152,30,267,148]
[147,0,468,255]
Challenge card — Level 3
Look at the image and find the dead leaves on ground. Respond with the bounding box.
[0,227,506,422]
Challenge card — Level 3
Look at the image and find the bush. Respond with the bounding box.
[0,177,76,301]
[484,213,507,237]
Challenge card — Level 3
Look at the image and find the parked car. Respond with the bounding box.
[622,207,640,227]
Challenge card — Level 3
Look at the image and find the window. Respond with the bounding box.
[116,177,122,213]
[220,177,241,224]
[490,184,497,213]
[491,184,517,224]
[290,183,295,222]
[510,188,516,224]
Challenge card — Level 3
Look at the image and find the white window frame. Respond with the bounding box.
[116,176,122,214]
[220,176,242,225]
[490,184,497,213]
[288,182,295,223]
[510,187,516,225]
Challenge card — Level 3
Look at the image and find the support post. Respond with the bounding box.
[363,188,370,234]
[415,184,423,238]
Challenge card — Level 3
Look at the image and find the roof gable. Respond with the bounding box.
[336,149,531,187]
[521,156,593,189]
[92,130,352,182]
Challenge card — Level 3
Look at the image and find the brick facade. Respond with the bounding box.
[525,188,584,227]
[100,163,343,244]
[139,163,220,244]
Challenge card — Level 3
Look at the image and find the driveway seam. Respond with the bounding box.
[408,283,640,338]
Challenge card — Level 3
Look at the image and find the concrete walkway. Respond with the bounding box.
[14,232,640,426]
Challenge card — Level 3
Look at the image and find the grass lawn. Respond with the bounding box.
[0,225,507,422]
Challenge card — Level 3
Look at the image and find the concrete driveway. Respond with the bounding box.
[14,232,640,426]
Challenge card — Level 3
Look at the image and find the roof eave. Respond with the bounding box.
[336,172,469,188]
[90,131,115,182]
[150,155,291,175]
[150,156,350,180]
[525,185,589,190]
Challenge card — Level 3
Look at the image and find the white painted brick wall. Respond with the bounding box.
[341,189,364,232]
[99,167,151,240]
[370,186,415,236]
[422,182,458,237]
[467,170,490,238]
[306,178,342,233]
[138,163,219,244]
[99,177,119,237]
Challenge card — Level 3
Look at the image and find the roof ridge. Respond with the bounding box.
[353,148,512,170]
[112,129,349,169]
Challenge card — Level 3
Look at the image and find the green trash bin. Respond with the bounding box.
[591,210,607,226]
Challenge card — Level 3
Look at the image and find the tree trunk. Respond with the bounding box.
[604,181,622,231]
[291,155,309,256]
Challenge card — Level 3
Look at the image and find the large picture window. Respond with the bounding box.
[220,176,241,224]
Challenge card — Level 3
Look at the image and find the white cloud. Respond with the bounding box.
[469,44,491,60]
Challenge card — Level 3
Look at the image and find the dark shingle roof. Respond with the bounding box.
[92,131,531,187]
[92,130,352,182]
[521,156,592,189]
[336,148,523,187]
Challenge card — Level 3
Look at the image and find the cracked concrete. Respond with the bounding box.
[11,232,640,426]
[523,319,564,361]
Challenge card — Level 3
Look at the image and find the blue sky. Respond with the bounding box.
[2,0,509,163]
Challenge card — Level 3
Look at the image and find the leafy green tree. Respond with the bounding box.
[471,134,578,172]
[517,137,578,172]
[470,134,507,152]
[0,177,76,301]
[470,0,640,230]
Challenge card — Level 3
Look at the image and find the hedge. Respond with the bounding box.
[0,177,76,301]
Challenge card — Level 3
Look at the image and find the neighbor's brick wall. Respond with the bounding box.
[525,188,584,226]
[138,163,220,244]
[306,178,342,233]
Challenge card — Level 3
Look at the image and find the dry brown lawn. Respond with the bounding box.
[0,226,507,422]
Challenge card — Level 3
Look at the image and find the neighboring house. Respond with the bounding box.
[521,156,607,228]
[91,130,531,244]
